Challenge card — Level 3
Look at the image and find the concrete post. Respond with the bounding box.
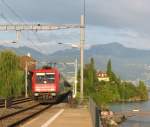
[80,15,85,101]
[25,61,28,98]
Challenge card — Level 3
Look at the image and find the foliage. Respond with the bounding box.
[107,59,118,82]
[0,50,25,98]
[83,58,149,107]
[83,58,98,96]
[137,80,148,100]
[107,59,112,76]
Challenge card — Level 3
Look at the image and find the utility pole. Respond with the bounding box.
[80,15,85,101]
[25,61,28,98]
[74,58,78,98]
[16,30,21,42]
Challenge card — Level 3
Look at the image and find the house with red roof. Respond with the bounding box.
[96,71,109,82]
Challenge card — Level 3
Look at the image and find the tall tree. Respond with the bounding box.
[83,58,98,95]
[0,50,24,98]
[106,59,118,82]
[88,58,96,86]
[107,59,112,75]
[107,59,114,81]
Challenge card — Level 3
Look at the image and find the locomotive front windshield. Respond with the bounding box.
[36,73,55,84]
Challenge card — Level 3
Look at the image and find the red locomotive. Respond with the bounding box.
[31,65,72,103]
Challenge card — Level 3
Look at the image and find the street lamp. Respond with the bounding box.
[0,40,17,44]
[58,42,79,48]
[61,59,78,98]
[58,43,80,97]
[0,31,20,44]
[58,15,85,101]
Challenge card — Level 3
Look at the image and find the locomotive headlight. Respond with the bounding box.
[34,93,39,96]
[44,81,47,84]
[51,93,56,96]
[50,88,55,91]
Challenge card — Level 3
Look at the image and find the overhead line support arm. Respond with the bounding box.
[0,24,80,31]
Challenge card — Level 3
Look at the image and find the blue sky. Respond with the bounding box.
[0,0,150,53]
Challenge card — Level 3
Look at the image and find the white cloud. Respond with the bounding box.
[1,0,150,52]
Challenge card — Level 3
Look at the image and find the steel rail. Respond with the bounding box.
[0,103,52,127]
[0,97,32,108]
[0,103,40,120]
[8,105,51,127]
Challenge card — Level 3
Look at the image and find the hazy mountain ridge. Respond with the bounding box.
[88,42,150,58]
[1,43,150,83]
[50,43,150,83]
[0,45,47,60]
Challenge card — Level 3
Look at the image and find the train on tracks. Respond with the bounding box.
[31,65,72,103]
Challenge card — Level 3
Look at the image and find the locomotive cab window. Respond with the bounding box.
[36,73,55,84]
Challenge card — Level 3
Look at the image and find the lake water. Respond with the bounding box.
[110,94,150,127]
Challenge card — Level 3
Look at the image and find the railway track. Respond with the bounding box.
[0,103,51,127]
[0,91,71,126]
[0,97,32,108]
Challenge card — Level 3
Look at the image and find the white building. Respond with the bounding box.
[96,71,109,82]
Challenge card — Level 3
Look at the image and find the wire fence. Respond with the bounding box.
[89,97,101,127]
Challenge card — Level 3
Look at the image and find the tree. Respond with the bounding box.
[137,81,148,100]
[83,58,149,107]
[83,58,98,96]
[88,58,98,86]
[107,59,114,81]
[106,59,118,82]
[0,50,25,99]
[107,59,112,75]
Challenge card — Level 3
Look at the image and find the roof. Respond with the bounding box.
[96,71,108,78]
[32,67,58,73]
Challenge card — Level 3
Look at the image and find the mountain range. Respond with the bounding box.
[1,43,150,84]
[0,45,46,60]
[49,43,150,83]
